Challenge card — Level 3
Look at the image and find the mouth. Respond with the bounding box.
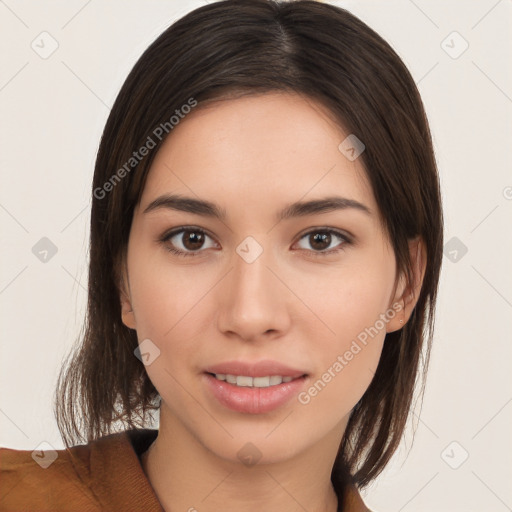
[202,367,309,414]
[203,359,308,380]
[206,372,307,388]
[205,372,305,388]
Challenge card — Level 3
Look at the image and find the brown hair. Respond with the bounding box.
[55,0,443,492]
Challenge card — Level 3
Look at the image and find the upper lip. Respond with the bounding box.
[204,360,308,378]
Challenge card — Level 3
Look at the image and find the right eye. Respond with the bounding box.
[160,227,219,257]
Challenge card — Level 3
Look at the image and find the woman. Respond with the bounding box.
[0,1,443,510]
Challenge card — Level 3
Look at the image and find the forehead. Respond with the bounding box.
[139,92,377,220]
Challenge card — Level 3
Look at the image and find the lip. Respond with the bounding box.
[204,359,308,379]
[203,373,308,414]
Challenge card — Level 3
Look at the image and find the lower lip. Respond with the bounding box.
[203,373,308,414]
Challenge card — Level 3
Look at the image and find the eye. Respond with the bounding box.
[160,227,218,257]
[159,226,351,258]
[294,228,351,256]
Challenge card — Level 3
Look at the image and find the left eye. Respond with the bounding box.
[295,229,349,254]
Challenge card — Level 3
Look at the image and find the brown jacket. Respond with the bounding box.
[0,429,371,511]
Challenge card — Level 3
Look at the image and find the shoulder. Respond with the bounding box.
[0,441,100,510]
[342,483,375,512]
[0,428,161,511]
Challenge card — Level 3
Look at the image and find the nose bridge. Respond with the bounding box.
[231,236,276,306]
[217,235,289,339]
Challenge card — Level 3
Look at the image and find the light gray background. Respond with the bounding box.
[1,1,511,511]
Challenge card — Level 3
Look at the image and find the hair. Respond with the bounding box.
[55,0,443,495]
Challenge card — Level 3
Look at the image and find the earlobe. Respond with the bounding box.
[118,259,137,330]
[120,293,137,330]
[386,237,427,333]
[386,295,406,334]
[406,237,427,306]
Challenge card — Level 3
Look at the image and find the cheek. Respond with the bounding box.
[295,297,386,426]
[293,255,395,412]
[127,240,211,340]
[126,254,210,414]
[301,253,395,346]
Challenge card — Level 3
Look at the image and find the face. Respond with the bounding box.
[120,92,408,465]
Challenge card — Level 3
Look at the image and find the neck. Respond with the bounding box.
[141,406,344,512]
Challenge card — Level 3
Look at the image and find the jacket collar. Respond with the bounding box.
[68,428,370,511]
[68,428,162,511]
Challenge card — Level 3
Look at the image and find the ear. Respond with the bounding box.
[386,237,427,333]
[118,256,137,330]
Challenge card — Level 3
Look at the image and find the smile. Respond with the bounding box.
[209,373,296,387]
[203,373,308,414]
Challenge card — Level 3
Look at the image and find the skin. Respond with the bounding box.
[119,92,426,512]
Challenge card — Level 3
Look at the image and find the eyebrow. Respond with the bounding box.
[143,194,371,221]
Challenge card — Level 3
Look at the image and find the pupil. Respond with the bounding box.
[311,233,329,250]
[184,231,204,250]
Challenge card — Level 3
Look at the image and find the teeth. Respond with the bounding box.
[236,375,253,387]
[214,374,297,388]
[254,376,270,387]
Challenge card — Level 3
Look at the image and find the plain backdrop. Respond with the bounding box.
[1,1,511,511]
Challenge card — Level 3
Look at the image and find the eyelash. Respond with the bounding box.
[159,226,352,258]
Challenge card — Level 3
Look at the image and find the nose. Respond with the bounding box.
[216,241,291,342]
